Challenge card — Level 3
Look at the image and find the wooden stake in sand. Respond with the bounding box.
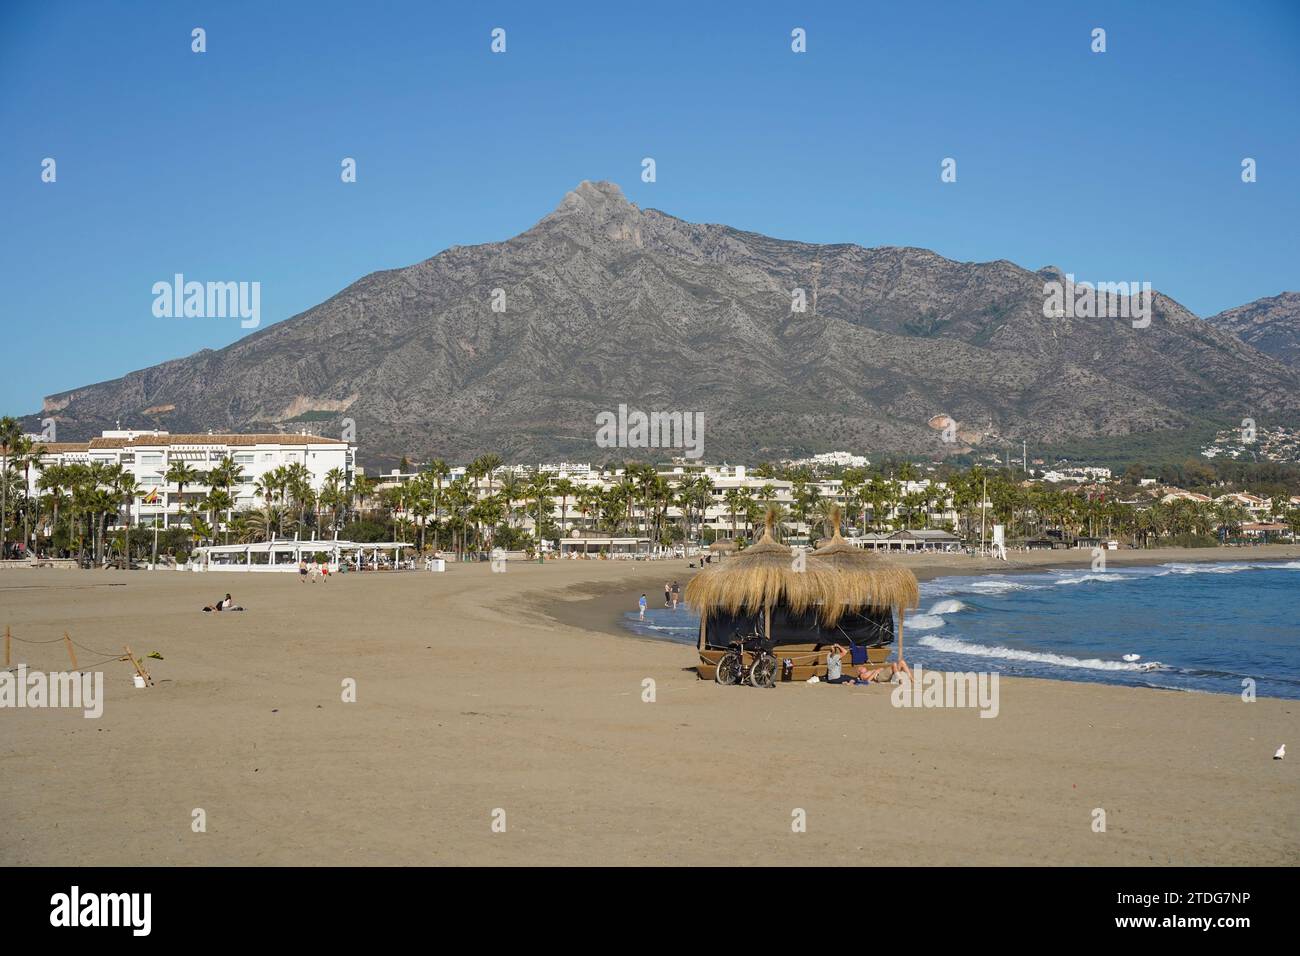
[63,632,78,671]
[123,644,153,687]
[4,625,10,668]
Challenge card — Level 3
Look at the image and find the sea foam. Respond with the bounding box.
[917,635,1162,672]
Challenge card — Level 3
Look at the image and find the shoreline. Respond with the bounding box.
[535,543,1300,645]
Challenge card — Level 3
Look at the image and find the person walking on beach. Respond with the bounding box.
[299,559,309,582]
[670,580,680,610]
[638,593,648,620]
[663,582,671,608]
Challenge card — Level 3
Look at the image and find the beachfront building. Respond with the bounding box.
[190,539,413,572]
[851,529,962,552]
[25,429,356,532]
[364,460,959,545]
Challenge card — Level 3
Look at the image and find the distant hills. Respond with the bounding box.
[27,181,1300,467]
[1205,292,1300,370]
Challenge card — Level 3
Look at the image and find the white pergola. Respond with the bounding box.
[557,537,652,558]
[190,539,414,572]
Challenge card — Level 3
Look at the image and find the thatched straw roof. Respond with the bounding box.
[811,508,919,617]
[708,538,739,552]
[686,513,839,622]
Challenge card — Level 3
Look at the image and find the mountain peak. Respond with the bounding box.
[538,180,645,243]
[565,179,629,205]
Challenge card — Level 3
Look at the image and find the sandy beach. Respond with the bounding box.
[2,546,1298,867]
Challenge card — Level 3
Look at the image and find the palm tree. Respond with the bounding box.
[204,488,233,544]
[351,474,376,525]
[723,488,743,539]
[282,462,315,535]
[612,475,637,534]
[164,461,200,531]
[576,486,599,535]
[0,416,22,555]
[112,469,141,562]
[497,471,522,529]
[36,463,60,549]
[10,434,42,553]
[552,478,576,540]
[319,476,347,539]
[524,473,552,556]
[813,497,839,539]
[426,460,450,549]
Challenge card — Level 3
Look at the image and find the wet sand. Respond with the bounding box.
[1,549,1297,866]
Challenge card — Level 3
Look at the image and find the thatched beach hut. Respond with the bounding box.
[706,538,738,561]
[687,514,837,635]
[812,507,920,661]
[687,508,919,680]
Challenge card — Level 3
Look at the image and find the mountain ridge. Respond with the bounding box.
[27,181,1300,466]
[1205,292,1300,369]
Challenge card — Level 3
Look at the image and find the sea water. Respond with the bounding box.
[619,560,1300,699]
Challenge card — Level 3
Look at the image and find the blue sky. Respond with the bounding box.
[2,0,1297,415]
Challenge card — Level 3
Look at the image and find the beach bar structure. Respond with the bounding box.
[852,529,961,551]
[190,539,414,572]
[557,537,652,558]
[686,511,919,681]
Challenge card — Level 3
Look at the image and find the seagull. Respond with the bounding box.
[1122,654,1141,662]
[1275,745,1286,760]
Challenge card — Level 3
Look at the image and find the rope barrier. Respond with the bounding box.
[4,626,134,667]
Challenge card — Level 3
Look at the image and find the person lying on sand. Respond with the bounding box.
[847,659,912,685]
[202,593,245,612]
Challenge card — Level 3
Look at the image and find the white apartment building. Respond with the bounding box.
[24,429,355,529]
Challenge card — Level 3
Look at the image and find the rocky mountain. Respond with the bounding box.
[28,181,1300,466]
[1205,292,1300,369]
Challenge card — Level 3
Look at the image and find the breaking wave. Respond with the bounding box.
[1051,572,1126,586]
[917,635,1163,672]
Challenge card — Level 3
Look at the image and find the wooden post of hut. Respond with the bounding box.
[897,607,905,666]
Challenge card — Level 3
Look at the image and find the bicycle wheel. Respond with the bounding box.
[715,652,742,685]
[749,653,778,689]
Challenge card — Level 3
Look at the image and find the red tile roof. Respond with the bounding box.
[87,433,347,449]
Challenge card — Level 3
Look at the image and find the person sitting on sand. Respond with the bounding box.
[203,593,244,612]
[823,643,852,683]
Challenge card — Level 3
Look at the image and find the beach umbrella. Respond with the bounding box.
[685,510,839,643]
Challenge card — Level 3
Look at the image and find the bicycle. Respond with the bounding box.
[715,633,779,689]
